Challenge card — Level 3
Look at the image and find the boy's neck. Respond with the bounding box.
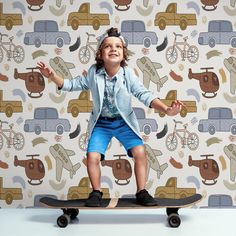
[104,64,121,78]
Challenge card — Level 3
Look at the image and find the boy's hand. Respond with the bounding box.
[165,100,184,116]
[37,61,55,79]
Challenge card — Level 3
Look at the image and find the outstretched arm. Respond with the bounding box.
[37,61,64,88]
[150,98,184,116]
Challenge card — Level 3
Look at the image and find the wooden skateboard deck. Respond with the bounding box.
[40,194,202,228]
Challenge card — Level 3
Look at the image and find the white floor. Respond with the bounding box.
[1,208,235,236]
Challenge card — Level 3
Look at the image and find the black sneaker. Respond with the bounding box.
[85,190,103,207]
[136,189,157,206]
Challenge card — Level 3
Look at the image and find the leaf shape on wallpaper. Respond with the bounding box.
[206,137,222,146]
[206,50,222,59]
[32,50,48,59]
[12,89,26,102]
[32,137,48,146]
[223,93,236,103]
[49,92,66,103]
[223,180,236,190]
[45,155,52,171]
[186,88,200,102]
[219,155,227,171]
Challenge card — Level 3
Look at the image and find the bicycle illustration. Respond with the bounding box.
[78,32,98,64]
[0,33,25,63]
[165,119,199,151]
[165,32,199,64]
[0,120,25,150]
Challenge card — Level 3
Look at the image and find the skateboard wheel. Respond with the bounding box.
[70,209,79,220]
[166,208,179,216]
[57,214,70,228]
[168,213,181,228]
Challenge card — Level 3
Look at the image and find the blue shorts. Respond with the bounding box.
[87,117,143,160]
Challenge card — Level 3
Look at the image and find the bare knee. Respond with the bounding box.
[87,152,101,165]
[131,146,146,162]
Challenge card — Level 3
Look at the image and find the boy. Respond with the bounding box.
[38,27,183,207]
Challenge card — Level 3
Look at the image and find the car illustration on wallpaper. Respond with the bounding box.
[198,107,236,135]
[24,107,71,135]
[24,20,71,48]
[133,107,158,135]
[200,194,236,208]
[67,91,93,117]
[154,3,197,30]
[198,20,236,48]
[120,20,158,48]
[67,3,110,30]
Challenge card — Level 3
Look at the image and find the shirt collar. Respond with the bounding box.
[97,66,124,78]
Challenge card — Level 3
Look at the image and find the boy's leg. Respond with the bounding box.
[131,145,157,206]
[86,152,103,207]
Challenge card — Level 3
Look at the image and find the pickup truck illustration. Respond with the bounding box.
[120,20,158,48]
[154,177,196,199]
[154,3,197,30]
[0,177,22,205]
[67,3,110,30]
[24,107,71,135]
[67,177,110,200]
[133,107,158,135]
[198,107,236,135]
[0,90,23,117]
[198,20,236,48]
[0,3,23,30]
[24,20,71,48]
[67,91,93,117]
[154,90,197,117]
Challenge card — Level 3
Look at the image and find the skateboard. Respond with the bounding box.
[40,193,202,228]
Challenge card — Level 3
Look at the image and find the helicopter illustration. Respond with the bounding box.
[113,0,132,11]
[26,0,45,11]
[188,154,219,185]
[14,154,45,185]
[101,154,132,185]
[188,67,219,98]
[14,67,45,98]
[200,0,219,11]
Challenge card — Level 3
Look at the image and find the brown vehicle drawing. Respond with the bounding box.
[14,67,45,98]
[14,154,45,185]
[188,154,219,185]
[154,177,196,199]
[101,154,132,185]
[188,67,219,98]
[0,3,23,30]
[26,0,45,11]
[0,177,23,205]
[154,3,197,30]
[67,3,110,30]
[67,177,110,200]
[67,91,93,117]
[154,90,197,117]
[0,90,23,117]
[201,0,219,11]
[113,0,132,11]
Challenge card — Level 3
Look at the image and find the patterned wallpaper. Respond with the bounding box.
[0,0,236,208]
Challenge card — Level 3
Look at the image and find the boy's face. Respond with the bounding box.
[101,37,124,67]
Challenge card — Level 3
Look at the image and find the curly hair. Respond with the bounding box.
[95,27,129,70]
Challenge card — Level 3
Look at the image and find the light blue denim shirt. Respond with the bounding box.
[61,64,157,139]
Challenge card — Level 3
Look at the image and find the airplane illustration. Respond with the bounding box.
[49,56,75,94]
[144,144,168,179]
[136,56,168,91]
[224,144,236,182]
[49,144,81,182]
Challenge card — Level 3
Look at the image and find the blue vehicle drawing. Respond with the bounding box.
[198,107,236,135]
[24,107,71,135]
[120,20,158,48]
[133,107,158,135]
[198,20,236,48]
[24,20,71,48]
